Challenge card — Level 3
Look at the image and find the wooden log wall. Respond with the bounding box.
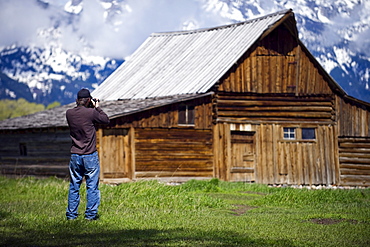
[335,97,370,186]
[109,97,213,130]
[0,128,70,177]
[339,137,370,186]
[216,93,335,123]
[218,24,332,96]
[134,128,213,178]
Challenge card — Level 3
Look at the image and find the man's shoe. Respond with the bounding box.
[85,215,99,221]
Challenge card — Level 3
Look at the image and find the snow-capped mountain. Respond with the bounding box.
[0,0,125,105]
[0,44,122,105]
[0,0,369,105]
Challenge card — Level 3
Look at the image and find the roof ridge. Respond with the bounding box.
[151,9,292,37]
[92,8,296,100]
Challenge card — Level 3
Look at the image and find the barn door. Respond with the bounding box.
[99,128,133,179]
[230,131,256,182]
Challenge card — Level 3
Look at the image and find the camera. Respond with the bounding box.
[88,98,100,108]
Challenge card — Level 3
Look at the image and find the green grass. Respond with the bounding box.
[0,176,369,246]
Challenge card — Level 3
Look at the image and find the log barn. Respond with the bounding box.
[1,9,370,186]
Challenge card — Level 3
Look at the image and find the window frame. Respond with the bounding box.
[19,143,27,156]
[301,127,316,140]
[283,127,296,140]
[178,104,195,126]
[282,126,317,142]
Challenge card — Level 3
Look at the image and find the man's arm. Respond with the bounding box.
[91,98,109,124]
[94,108,109,124]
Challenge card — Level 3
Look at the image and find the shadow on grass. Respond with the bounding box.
[1,218,296,247]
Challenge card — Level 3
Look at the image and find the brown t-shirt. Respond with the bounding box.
[66,106,109,154]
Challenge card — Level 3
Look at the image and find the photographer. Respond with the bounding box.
[65,88,109,221]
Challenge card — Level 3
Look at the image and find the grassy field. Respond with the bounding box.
[0,176,369,246]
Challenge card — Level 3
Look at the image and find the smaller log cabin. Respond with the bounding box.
[1,9,370,186]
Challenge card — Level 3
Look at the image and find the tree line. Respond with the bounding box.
[0,98,60,121]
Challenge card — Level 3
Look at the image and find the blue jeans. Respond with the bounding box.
[66,151,100,220]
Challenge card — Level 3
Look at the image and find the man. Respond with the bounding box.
[66,88,110,220]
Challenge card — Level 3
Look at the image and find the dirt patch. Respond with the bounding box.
[310,218,359,225]
[231,204,257,216]
[241,191,266,195]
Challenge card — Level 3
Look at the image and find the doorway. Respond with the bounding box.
[230,131,256,182]
[99,128,132,179]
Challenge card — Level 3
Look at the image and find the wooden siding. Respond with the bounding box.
[109,97,213,130]
[218,25,332,95]
[230,131,256,182]
[262,123,340,185]
[135,128,213,178]
[213,123,231,181]
[274,125,339,185]
[98,128,135,180]
[216,93,335,123]
[214,123,340,185]
[211,23,349,185]
[339,137,370,186]
[336,95,370,137]
[0,128,70,177]
[296,46,333,95]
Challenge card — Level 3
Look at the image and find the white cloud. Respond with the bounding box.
[0,0,228,59]
[84,0,228,58]
[318,1,370,56]
[0,0,52,47]
[1,0,368,59]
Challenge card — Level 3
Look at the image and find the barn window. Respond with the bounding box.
[283,127,296,139]
[19,143,27,156]
[178,104,195,125]
[283,127,316,141]
[302,128,316,140]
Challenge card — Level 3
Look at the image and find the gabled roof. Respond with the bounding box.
[92,9,295,100]
[2,9,370,131]
[0,93,210,130]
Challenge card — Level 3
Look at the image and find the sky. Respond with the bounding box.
[0,0,231,59]
[0,0,369,59]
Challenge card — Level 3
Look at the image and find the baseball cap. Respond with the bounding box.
[77,88,92,99]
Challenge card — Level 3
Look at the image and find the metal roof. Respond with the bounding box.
[92,9,293,100]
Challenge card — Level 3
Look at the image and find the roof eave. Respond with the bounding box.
[109,92,214,120]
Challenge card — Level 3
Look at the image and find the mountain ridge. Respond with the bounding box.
[0,0,369,105]
[0,44,123,105]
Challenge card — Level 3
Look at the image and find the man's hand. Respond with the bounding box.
[92,98,100,108]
